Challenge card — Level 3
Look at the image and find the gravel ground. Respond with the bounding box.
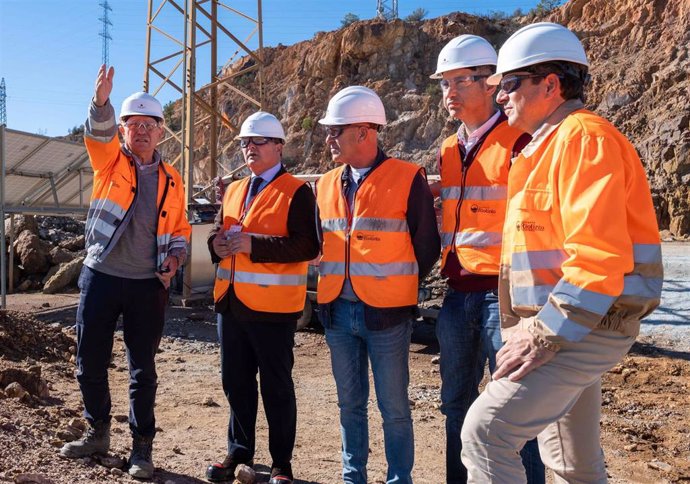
[639,243,690,351]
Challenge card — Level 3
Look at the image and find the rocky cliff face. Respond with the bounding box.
[551,0,690,236]
[180,0,689,236]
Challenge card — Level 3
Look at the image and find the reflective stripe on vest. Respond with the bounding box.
[439,121,523,275]
[511,243,663,341]
[319,261,418,277]
[440,231,502,249]
[213,172,309,313]
[316,158,420,307]
[441,185,507,201]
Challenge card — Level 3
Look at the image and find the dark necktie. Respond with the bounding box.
[346,173,358,209]
[246,176,263,208]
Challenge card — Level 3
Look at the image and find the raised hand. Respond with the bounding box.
[94,64,115,107]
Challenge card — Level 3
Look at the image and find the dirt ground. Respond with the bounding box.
[1,291,689,484]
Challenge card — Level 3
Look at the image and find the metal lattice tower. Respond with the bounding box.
[143,0,265,300]
[0,78,6,126]
[376,0,398,20]
[99,1,113,65]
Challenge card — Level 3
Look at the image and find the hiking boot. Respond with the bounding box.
[206,455,254,482]
[128,434,155,479]
[60,421,110,458]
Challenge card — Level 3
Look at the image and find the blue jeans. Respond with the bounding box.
[325,298,414,484]
[436,288,545,484]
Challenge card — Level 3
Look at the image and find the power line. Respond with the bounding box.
[99,1,113,65]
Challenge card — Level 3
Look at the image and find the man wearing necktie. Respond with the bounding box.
[206,111,319,484]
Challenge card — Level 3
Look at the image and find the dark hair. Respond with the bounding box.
[470,64,496,77]
[526,61,590,102]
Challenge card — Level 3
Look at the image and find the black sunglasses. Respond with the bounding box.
[323,124,378,139]
[498,74,546,94]
[239,137,279,148]
[499,72,565,94]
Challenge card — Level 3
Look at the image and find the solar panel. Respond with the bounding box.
[1,128,92,212]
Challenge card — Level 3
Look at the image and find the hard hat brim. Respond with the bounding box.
[429,60,497,80]
[234,133,285,141]
[317,117,386,126]
[487,73,502,86]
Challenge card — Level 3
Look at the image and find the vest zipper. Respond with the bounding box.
[230,253,236,284]
[451,160,469,253]
[344,185,353,281]
[229,175,271,285]
[230,180,254,285]
[157,173,171,218]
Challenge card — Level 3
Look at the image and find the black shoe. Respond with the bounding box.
[206,455,253,482]
[268,464,293,484]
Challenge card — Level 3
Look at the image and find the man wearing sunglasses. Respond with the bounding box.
[206,111,319,484]
[60,65,191,480]
[460,23,662,483]
[429,35,544,484]
[315,86,440,484]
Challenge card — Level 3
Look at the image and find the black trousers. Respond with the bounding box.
[217,311,297,467]
[75,266,167,436]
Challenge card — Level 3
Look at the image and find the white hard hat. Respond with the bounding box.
[119,92,164,121]
[430,35,497,79]
[488,22,589,85]
[318,86,387,126]
[237,111,286,141]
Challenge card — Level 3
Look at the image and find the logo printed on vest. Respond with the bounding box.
[356,232,381,242]
[515,220,545,232]
[470,204,497,215]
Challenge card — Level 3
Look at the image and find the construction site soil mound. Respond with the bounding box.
[0,301,688,483]
[0,310,74,362]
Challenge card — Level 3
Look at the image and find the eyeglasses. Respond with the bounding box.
[239,137,278,148]
[323,124,377,139]
[123,121,160,132]
[498,74,548,94]
[439,75,488,90]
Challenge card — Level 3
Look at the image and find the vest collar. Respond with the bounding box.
[520,99,585,158]
[121,144,161,170]
[340,148,389,186]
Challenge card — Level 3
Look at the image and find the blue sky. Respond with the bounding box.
[0,0,544,136]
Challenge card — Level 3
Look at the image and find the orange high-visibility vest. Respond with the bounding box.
[500,106,662,344]
[84,136,191,267]
[439,120,524,275]
[213,173,309,313]
[316,158,421,308]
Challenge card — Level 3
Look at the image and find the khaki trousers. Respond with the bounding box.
[460,328,636,483]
